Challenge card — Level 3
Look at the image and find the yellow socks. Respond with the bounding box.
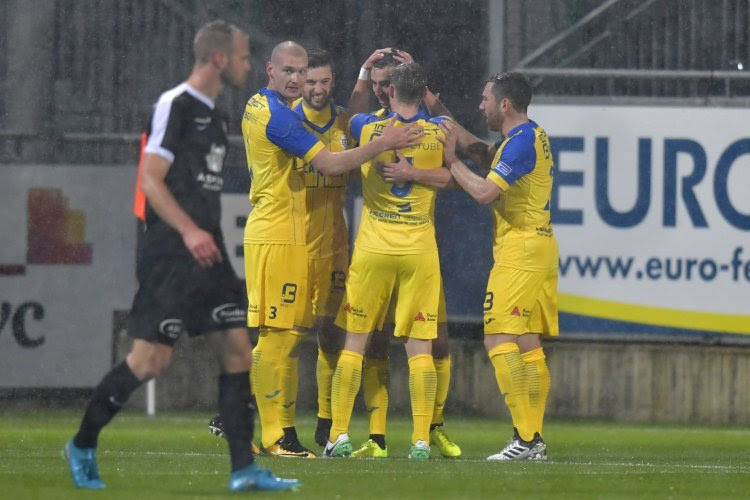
[488,342,534,442]
[277,332,303,429]
[251,328,283,448]
[522,347,550,436]
[251,328,301,447]
[431,355,451,426]
[316,347,339,420]
[362,357,389,436]
[329,350,363,441]
[408,354,437,444]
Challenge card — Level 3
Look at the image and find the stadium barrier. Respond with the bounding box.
[113,326,750,424]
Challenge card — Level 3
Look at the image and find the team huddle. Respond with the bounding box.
[64,20,558,492]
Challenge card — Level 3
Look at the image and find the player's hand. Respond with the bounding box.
[392,48,414,64]
[362,48,392,70]
[377,151,414,183]
[182,226,223,267]
[438,121,459,164]
[380,118,423,150]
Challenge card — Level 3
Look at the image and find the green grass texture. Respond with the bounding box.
[2,410,749,499]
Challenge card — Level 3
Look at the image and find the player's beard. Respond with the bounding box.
[305,90,330,110]
[485,108,502,132]
[220,66,244,89]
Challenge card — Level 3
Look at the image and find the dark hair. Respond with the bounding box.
[307,48,334,73]
[193,20,243,63]
[487,72,532,113]
[372,50,401,70]
[389,62,426,105]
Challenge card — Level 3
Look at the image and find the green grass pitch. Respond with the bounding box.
[2,410,749,499]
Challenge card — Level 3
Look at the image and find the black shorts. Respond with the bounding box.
[128,253,247,346]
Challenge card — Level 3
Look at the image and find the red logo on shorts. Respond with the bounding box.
[511,306,521,317]
[414,312,426,321]
[343,303,353,313]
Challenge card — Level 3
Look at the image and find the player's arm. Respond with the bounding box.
[310,118,422,176]
[346,48,414,118]
[438,120,502,205]
[140,154,222,267]
[377,151,456,189]
[423,89,497,170]
[347,48,390,116]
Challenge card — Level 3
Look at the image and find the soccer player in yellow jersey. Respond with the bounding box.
[347,49,462,459]
[241,41,422,458]
[324,62,451,460]
[287,49,354,451]
[437,72,557,461]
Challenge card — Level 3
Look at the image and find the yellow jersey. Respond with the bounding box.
[486,120,557,270]
[349,109,449,255]
[241,88,325,245]
[292,99,352,259]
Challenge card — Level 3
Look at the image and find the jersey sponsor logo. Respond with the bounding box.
[414,311,426,321]
[205,143,226,173]
[510,306,531,318]
[281,283,298,304]
[211,303,245,324]
[198,143,226,191]
[494,161,512,177]
[158,318,184,340]
[396,202,412,213]
[194,116,212,131]
[343,302,367,318]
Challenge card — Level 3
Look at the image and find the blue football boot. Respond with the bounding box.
[228,463,300,492]
[64,439,106,489]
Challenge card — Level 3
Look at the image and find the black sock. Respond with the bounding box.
[430,423,443,432]
[219,372,255,471]
[73,361,142,449]
[369,434,386,450]
[283,426,298,443]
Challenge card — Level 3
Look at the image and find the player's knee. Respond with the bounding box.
[127,346,172,380]
[223,348,252,372]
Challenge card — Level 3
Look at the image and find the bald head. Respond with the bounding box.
[266,41,308,101]
[270,41,307,64]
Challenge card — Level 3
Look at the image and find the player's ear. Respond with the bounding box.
[212,50,227,70]
[265,61,273,78]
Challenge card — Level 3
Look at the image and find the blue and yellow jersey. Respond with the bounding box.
[349,109,449,255]
[241,88,325,245]
[292,99,352,259]
[487,120,557,270]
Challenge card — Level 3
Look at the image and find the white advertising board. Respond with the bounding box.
[531,105,750,334]
[0,165,137,387]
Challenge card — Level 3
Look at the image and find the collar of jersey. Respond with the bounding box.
[259,87,289,107]
[294,101,337,134]
[184,83,215,109]
[505,120,536,139]
[388,108,431,123]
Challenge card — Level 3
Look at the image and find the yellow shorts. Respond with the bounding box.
[302,245,349,325]
[483,265,559,336]
[384,278,447,324]
[244,243,310,329]
[335,248,440,339]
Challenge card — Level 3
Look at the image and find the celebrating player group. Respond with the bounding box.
[65,19,558,493]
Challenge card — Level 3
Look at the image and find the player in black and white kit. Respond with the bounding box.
[64,20,298,493]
